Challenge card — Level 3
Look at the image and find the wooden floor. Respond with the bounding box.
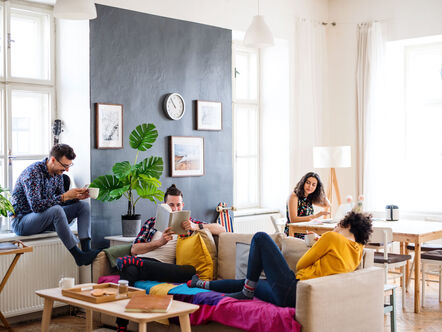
[2,281,441,332]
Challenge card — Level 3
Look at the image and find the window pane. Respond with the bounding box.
[0,88,3,156]
[235,51,257,100]
[235,157,258,206]
[11,90,50,155]
[234,105,258,156]
[0,159,4,188]
[10,7,51,80]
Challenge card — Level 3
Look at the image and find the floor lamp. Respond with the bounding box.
[313,146,351,207]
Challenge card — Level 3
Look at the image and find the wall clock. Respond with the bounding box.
[163,93,186,120]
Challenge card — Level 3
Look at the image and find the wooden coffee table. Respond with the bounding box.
[35,285,199,332]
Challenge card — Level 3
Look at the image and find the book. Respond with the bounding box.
[125,294,173,313]
[155,203,190,235]
[0,242,19,251]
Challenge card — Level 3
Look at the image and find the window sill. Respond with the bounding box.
[233,208,280,217]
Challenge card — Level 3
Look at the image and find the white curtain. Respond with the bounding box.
[293,19,327,183]
[356,22,386,211]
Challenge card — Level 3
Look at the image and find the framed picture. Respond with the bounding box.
[95,103,123,149]
[196,100,222,131]
[169,136,204,177]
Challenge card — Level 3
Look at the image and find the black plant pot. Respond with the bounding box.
[121,214,142,237]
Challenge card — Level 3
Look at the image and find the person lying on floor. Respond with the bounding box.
[116,184,225,331]
[188,211,372,308]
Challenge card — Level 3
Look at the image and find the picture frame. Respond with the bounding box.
[196,100,222,131]
[95,103,124,149]
[169,136,204,177]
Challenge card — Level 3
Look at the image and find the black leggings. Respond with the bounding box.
[116,257,195,327]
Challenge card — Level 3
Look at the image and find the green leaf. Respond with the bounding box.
[110,185,131,198]
[129,123,158,151]
[136,157,164,179]
[112,161,132,179]
[135,181,164,202]
[89,175,124,201]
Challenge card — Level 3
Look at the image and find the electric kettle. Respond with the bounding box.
[385,205,399,221]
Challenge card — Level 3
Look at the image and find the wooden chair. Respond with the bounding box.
[370,227,412,308]
[421,249,442,306]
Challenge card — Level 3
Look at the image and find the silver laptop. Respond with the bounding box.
[320,203,353,223]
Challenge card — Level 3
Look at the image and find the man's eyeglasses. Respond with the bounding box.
[56,158,74,169]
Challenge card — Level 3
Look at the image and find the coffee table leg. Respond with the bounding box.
[0,311,12,331]
[179,314,191,332]
[41,298,54,332]
[85,309,93,332]
[138,322,147,332]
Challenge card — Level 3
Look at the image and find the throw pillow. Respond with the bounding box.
[235,242,267,280]
[176,232,214,280]
[103,244,132,269]
[281,237,309,272]
[196,228,218,279]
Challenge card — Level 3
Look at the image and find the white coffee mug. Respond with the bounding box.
[59,277,75,289]
[88,187,99,200]
[305,233,315,247]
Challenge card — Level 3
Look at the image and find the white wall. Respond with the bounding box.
[56,20,90,187]
[326,0,442,204]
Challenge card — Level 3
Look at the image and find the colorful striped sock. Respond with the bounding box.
[242,279,257,298]
[187,275,210,289]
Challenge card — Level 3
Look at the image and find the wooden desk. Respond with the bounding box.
[36,286,200,332]
[0,241,33,331]
[288,219,442,313]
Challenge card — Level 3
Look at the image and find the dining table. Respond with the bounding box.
[288,219,442,313]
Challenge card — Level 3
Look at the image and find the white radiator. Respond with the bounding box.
[0,237,78,317]
[233,211,281,234]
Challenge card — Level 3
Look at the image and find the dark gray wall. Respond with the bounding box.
[90,5,233,248]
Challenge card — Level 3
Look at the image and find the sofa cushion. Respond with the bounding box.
[281,237,309,272]
[235,242,266,279]
[197,228,218,278]
[217,232,286,280]
[103,244,132,269]
[176,232,214,280]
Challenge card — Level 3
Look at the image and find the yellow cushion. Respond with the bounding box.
[176,232,214,280]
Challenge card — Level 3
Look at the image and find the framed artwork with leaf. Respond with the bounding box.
[95,103,123,149]
[196,100,222,131]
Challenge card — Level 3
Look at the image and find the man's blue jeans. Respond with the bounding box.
[12,201,91,250]
[208,232,298,307]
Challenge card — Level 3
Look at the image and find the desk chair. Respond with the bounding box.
[421,250,442,306]
[384,284,397,332]
[370,227,412,308]
[270,215,287,234]
[405,243,442,291]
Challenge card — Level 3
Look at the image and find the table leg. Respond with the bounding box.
[179,314,191,332]
[0,311,12,331]
[404,242,409,290]
[85,309,93,332]
[138,322,147,332]
[289,226,294,237]
[400,242,405,288]
[41,298,54,332]
[414,243,421,313]
[0,254,22,293]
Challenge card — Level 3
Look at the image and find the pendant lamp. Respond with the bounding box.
[54,0,97,20]
[244,0,274,48]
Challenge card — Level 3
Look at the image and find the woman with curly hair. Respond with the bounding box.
[188,211,373,308]
[285,172,330,236]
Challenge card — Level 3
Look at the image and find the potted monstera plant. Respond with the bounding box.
[0,185,14,218]
[90,123,164,236]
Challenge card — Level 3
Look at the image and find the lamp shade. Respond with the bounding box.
[244,15,274,48]
[313,146,351,168]
[54,0,97,20]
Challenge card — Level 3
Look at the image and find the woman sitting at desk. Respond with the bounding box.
[285,172,330,237]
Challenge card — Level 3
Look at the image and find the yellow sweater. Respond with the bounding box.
[296,231,364,280]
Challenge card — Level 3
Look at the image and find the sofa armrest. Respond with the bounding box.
[295,267,384,332]
[91,251,113,283]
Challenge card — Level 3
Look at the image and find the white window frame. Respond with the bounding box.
[232,42,261,209]
[0,0,55,202]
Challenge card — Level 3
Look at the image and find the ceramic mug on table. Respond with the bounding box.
[59,277,75,289]
[305,233,316,247]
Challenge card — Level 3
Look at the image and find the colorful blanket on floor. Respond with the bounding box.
[97,276,300,332]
